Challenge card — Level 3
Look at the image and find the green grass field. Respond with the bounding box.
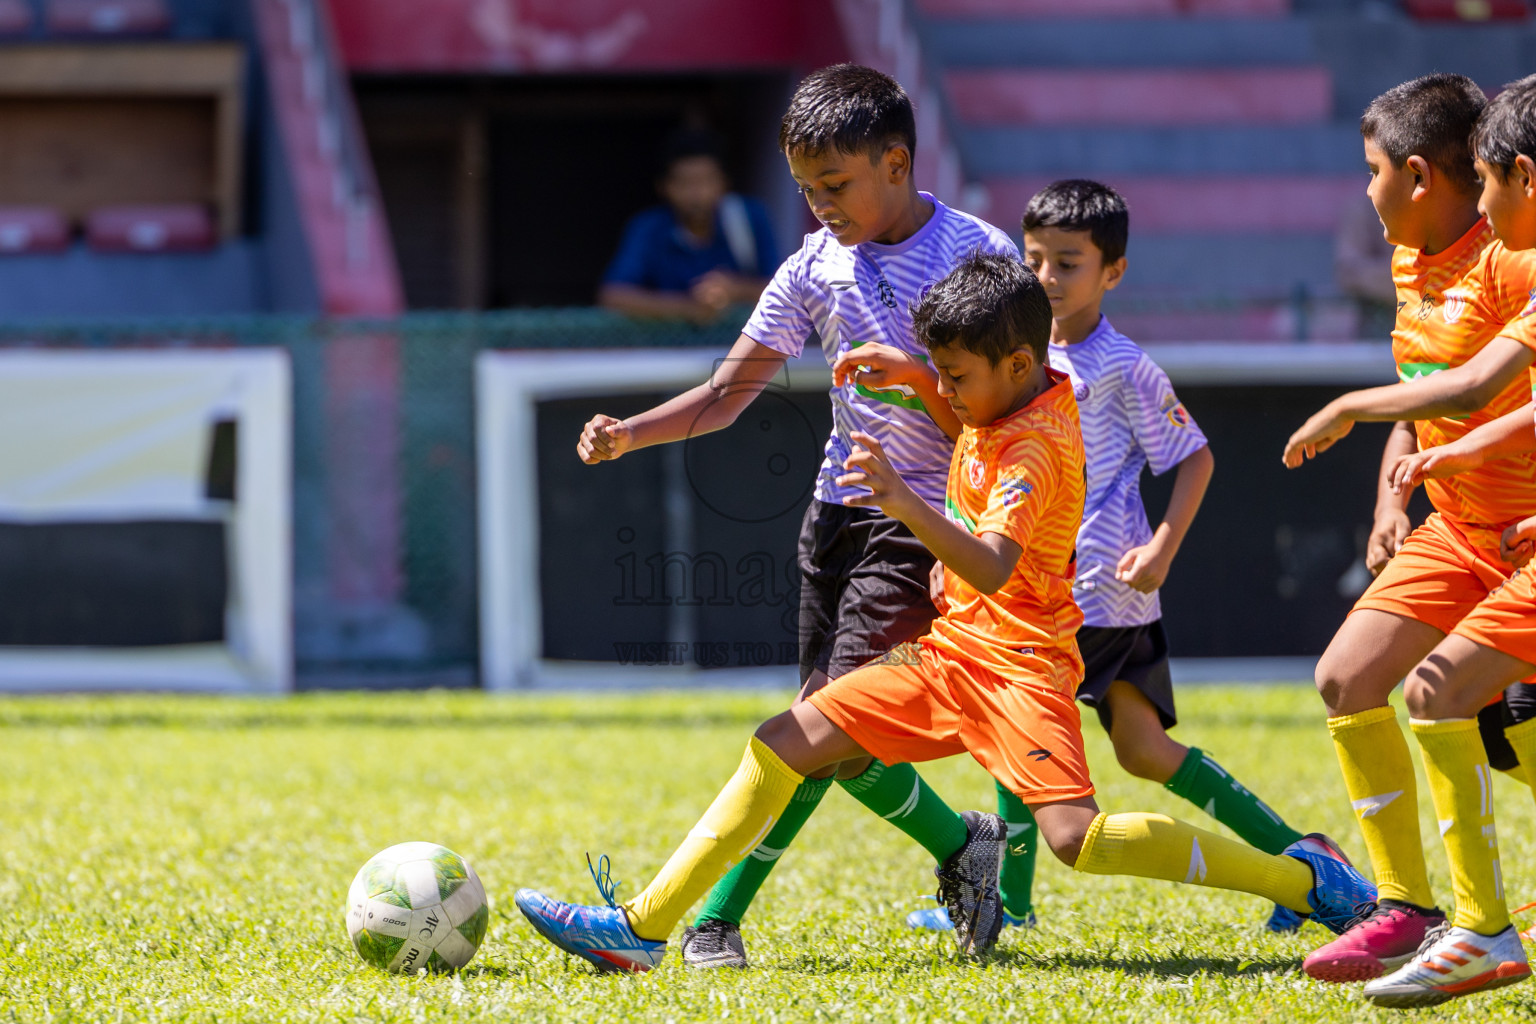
[5,685,1536,1023]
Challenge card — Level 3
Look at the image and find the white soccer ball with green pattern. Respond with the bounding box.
[345,842,489,973]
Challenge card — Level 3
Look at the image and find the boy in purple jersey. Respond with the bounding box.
[908,181,1339,937]
[574,64,1018,968]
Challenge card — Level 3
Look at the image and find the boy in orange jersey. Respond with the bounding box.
[1321,75,1536,1010]
[1283,73,1536,986]
[514,253,1375,973]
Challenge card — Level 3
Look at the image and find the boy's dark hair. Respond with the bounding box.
[913,252,1052,366]
[1472,74,1536,180]
[660,127,726,177]
[1021,179,1129,265]
[778,63,916,161]
[1361,73,1487,194]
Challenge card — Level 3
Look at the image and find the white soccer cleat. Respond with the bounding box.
[1363,923,1531,1008]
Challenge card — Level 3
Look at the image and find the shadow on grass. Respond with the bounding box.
[771,949,1298,978]
[993,948,1298,978]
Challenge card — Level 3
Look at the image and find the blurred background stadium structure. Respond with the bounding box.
[0,0,1529,688]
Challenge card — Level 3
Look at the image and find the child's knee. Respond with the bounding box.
[1112,738,1174,782]
[752,711,801,763]
[1032,804,1099,866]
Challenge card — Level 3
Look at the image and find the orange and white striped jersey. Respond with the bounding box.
[1392,219,1536,533]
[926,370,1085,689]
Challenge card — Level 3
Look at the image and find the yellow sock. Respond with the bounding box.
[623,737,803,941]
[1506,719,1536,793]
[1074,812,1314,913]
[1412,718,1508,934]
[1329,706,1435,907]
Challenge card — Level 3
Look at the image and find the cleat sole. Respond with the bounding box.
[1304,955,1387,984]
[1365,962,1531,1008]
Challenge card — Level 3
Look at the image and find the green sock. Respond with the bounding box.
[693,774,833,926]
[1165,746,1303,856]
[838,760,968,862]
[994,780,1038,918]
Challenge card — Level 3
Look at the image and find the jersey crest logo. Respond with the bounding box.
[1522,287,1536,318]
[1442,291,1466,323]
[1417,295,1437,321]
[876,276,897,309]
[1072,380,1091,403]
[967,457,985,489]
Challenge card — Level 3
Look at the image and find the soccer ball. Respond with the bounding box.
[345,842,489,973]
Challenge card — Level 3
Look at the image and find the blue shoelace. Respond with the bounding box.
[586,853,622,909]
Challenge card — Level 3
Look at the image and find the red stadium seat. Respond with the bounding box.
[1401,0,1529,19]
[946,68,1331,125]
[86,205,216,253]
[0,0,33,34]
[0,208,70,254]
[46,0,172,34]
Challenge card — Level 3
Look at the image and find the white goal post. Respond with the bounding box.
[0,349,292,692]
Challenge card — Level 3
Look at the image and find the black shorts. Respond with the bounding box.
[797,499,937,685]
[1075,621,1176,733]
[1478,682,1536,772]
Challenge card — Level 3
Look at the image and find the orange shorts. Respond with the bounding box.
[806,640,1095,804]
[1355,512,1518,635]
[1454,566,1536,669]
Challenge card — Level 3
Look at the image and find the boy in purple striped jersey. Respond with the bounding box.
[574,63,1018,967]
[908,180,1340,936]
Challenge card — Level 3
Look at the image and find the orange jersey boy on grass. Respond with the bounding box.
[512,253,1376,974]
[1329,74,1536,1011]
[1283,74,1536,1004]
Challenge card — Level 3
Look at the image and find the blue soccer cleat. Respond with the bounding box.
[1265,902,1307,934]
[514,856,667,973]
[905,899,1037,932]
[1282,832,1376,936]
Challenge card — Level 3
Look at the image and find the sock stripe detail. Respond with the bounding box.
[881,777,922,821]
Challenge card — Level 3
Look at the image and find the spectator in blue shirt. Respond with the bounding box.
[599,129,780,324]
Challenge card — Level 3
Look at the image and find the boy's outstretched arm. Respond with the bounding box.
[1282,335,1535,467]
[1369,422,1418,575]
[576,336,788,463]
[838,431,1019,594]
[830,344,963,440]
[1389,400,1536,494]
[1116,445,1213,593]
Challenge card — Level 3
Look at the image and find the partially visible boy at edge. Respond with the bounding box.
[1282,73,1536,984]
[1298,74,1536,1011]
[515,253,1377,974]
[906,180,1334,939]
[574,63,1018,968]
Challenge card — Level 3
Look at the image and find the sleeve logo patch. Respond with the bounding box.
[1000,477,1033,508]
[1159,393,1191,428]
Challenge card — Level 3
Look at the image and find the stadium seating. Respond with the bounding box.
[945,68,1331,124]
[86,205,216,253]
[0,0,32,34]
[915,0,1290,15]
[46,0,171,35]
[0,208,69,254]
[913,5,1387,338]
